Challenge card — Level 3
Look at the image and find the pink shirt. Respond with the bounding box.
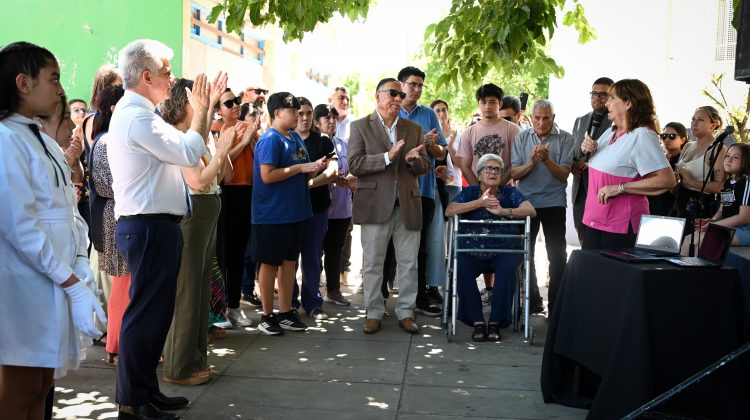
[583,127,669,234]
[456,119,520,175]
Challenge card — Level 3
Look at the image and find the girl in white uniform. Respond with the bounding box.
[0,41,105,418]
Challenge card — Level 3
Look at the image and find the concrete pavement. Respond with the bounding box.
[52,228,586,419]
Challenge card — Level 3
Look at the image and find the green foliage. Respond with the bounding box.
[210,0,595,122]
[424,0,595,92]
[418,51,549,125]
[208,0,371,42]
[702,73,749,142]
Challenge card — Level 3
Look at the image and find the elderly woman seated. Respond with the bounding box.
[445,153,536,342]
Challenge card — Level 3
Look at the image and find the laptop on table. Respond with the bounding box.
[662,223,735,268]
[600,215,686,263]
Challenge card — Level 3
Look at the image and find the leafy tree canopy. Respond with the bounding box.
[210,0,595,91]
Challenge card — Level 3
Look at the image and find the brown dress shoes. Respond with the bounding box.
[398,317,419,334]
[363,318,381,334]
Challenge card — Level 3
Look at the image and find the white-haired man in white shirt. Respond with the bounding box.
[108,39,211,420]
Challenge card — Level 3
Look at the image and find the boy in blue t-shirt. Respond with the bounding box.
[252,92,326,335]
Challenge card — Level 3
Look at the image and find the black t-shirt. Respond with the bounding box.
[302,131,337,213]
[720,177,750,218]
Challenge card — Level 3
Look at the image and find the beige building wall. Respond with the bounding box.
[180,0,337,107]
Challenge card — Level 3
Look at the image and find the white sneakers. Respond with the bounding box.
[226,308,252,327]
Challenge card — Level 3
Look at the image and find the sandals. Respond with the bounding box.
[472,323,487,342]
[208,325,226,340]
[487,323,501,342]
[106,353,118,367]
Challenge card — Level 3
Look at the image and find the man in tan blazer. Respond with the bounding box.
[349,78,430,334]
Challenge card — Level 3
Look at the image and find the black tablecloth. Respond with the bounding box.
[726,247,750,326]
[541,250,750,419]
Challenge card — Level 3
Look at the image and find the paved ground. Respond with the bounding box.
[53,229,586,420]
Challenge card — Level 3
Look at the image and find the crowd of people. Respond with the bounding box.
[1,37,748,420]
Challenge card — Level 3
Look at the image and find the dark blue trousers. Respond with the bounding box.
[115,217,183,406]
[293,211,328,312]
[456,253,522,328]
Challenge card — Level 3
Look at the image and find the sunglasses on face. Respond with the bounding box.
[378,89,406,100]
[222,97,241,108]
[249,88,268,95]
[481,166,502,174]
[590,91,608,99]
[660,133,679,140]
[501,116,514,122]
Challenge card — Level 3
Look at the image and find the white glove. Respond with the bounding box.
[63,280,107,339]
[73,257,100,297]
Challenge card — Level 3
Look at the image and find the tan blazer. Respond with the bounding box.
[348,111,430,230]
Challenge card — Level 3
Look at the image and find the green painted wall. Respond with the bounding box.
[0,0,184,103]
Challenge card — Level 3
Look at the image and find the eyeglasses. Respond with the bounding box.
[71,107,88,114]
[378,89,406,100]
[404,81,425,89]
[222,97,241,108]
[660,133,679,140]
[590,91,608,99]
[481,166,502,174]
[247,88,268,95]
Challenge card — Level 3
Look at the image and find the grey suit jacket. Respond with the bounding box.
[348,111,430,230]
[571,111,612,203]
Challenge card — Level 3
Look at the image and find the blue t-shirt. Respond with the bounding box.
[452,185,527,253]
[252,128,313,224]
[399,104,447,199]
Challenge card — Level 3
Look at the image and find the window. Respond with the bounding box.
[189,2,265,63]
[191,7,200,36]
[306,68,329,87]
[715,0,737,61]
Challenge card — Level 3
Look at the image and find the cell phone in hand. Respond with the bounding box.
[520,92,529,111]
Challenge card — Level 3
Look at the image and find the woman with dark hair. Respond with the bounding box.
[0,41,104,418]
[319,104,353,306]
[88,84,126,365]
[215,88,255,328]
[292,98,338,320]
[649,122,688,215]
[690,142,750,248]
[581,79,676,249]
[671,106,727,221]
[159,77,234,385]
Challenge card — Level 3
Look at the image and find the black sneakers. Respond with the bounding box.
[427,286,443,304]
[416,303,442,317]
[242,292,263,308]
[258,313,283,336]
[278,309,308,331]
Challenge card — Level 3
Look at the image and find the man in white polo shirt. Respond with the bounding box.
[108,39,210,420]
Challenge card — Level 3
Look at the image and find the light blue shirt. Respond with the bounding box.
[399,104,446,200]
[510,125,574,208]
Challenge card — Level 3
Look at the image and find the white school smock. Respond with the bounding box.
[0,113,90,378]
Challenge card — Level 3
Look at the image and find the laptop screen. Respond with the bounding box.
[697,223,735,261]
[635,215,686,253]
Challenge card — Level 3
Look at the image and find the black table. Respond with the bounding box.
[725,247,750,324]
[541,250,750,419]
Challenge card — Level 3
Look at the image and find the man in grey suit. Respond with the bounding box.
[348,78,430,335]
[571,77,613,245]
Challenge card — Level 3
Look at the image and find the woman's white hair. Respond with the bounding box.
[117,39,173,89]
[476,153,504,177]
